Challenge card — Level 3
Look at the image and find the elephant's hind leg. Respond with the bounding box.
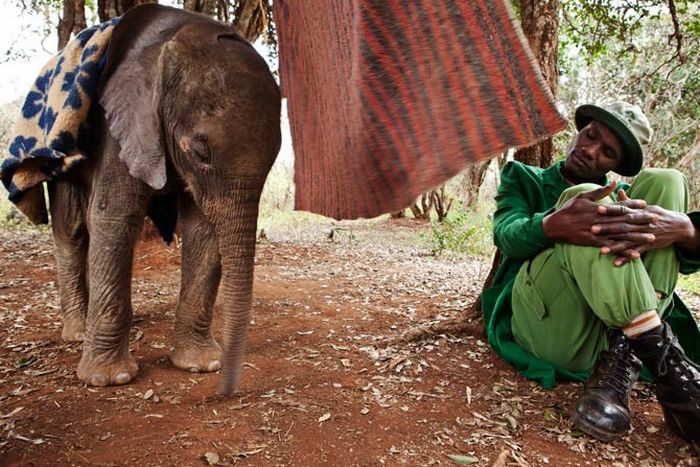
[169,192,223,373]
[77,144,148,386]
[48,174,89,342]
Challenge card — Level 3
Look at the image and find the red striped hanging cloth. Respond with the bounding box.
[275,0,566,219]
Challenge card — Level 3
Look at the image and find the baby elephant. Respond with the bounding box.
[46,5,280,394]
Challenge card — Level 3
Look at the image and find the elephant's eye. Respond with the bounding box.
[190,135,211,164]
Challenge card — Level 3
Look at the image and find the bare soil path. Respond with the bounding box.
[1,219,698,466]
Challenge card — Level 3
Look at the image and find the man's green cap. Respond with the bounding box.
[575,101,652,177]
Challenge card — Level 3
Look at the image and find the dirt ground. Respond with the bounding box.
[1,218,699,466]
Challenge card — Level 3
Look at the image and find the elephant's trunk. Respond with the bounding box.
[204,178,263,396]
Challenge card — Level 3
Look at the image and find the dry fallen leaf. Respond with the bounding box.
[318,412,331,423]
[204,451,220,465]
[447,454,478,465]
[13,434,45,445]
[1,407,24,418]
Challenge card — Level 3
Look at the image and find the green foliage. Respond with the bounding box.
[560,0,671,63]
[556,0,700,208]
[427,203,493,257]
[679,273,700,296]
[0,194,12,223]
[0,195,32,229]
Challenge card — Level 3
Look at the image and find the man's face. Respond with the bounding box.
[563,121,624,184]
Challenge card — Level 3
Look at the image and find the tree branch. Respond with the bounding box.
[667,0,685,62]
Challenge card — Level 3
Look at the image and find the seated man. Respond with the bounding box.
[481,102,700,444]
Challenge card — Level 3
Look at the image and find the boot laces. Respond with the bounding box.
[655,333,700,398]
[598,345,634,398]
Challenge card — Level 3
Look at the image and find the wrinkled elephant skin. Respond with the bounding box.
[48,5,280,394]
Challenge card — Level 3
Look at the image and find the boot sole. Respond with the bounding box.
[570,410,627,442]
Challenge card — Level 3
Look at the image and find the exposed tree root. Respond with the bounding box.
[398,307,485,344]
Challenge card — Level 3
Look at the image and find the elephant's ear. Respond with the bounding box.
[98,5,204,189]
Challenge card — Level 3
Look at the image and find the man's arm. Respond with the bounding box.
[492,164,553,260]
[494,164,653,260]
[679,212,700,274]
[681,212,700,256]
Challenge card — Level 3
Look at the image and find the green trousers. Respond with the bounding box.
[511,168,690,372]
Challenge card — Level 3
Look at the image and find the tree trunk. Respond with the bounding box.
[183,0,218,17]
[513,0,560,168]
[431,186,454,222]
[58,0,87,49]
[462,160,491,208]
[98,0,155,22]
[233,0,270,42]
[474,0,561,316]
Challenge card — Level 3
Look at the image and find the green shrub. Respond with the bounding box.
[427,204,493,257]
[679,274,700,297]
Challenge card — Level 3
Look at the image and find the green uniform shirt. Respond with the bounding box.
[481,160,700,388]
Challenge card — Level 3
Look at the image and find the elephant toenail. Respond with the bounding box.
[189,367,200,373]
[114,372,131,385]
[208,361,221,372]
[90,374,108,386]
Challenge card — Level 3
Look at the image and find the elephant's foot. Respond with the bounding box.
[77,350,138,387]
[170,337,222,373]
[61,316,85,342]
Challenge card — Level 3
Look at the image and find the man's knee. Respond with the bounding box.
[631,168,688,211]
[636,167,686,187]
[555,183,607,209]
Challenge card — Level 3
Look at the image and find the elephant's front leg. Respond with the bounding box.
[170,192,223,373]
[77,167,148,386]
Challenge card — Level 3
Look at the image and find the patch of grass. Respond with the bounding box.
[0,193,21,229]
[0,195,12,220]
[679,273,700,296]
[425,204,494,257]
[0,186,41,230]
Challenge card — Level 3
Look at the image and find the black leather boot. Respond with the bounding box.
[629,322,700,442]
[571,330,642,441]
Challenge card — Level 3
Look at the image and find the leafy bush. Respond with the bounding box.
[427,204,493,257]
[679,274,700,297]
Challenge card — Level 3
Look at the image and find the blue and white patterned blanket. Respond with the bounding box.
[1,18,120,224]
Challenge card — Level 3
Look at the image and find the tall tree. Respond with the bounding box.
[59,0,157,48]
[182,0,273,44]
[475,0,561,306]
[183,0,218,17]
[98,0,155,22]
[232,0,270,41]
[513,0,560,168]
[57,0,87,49]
